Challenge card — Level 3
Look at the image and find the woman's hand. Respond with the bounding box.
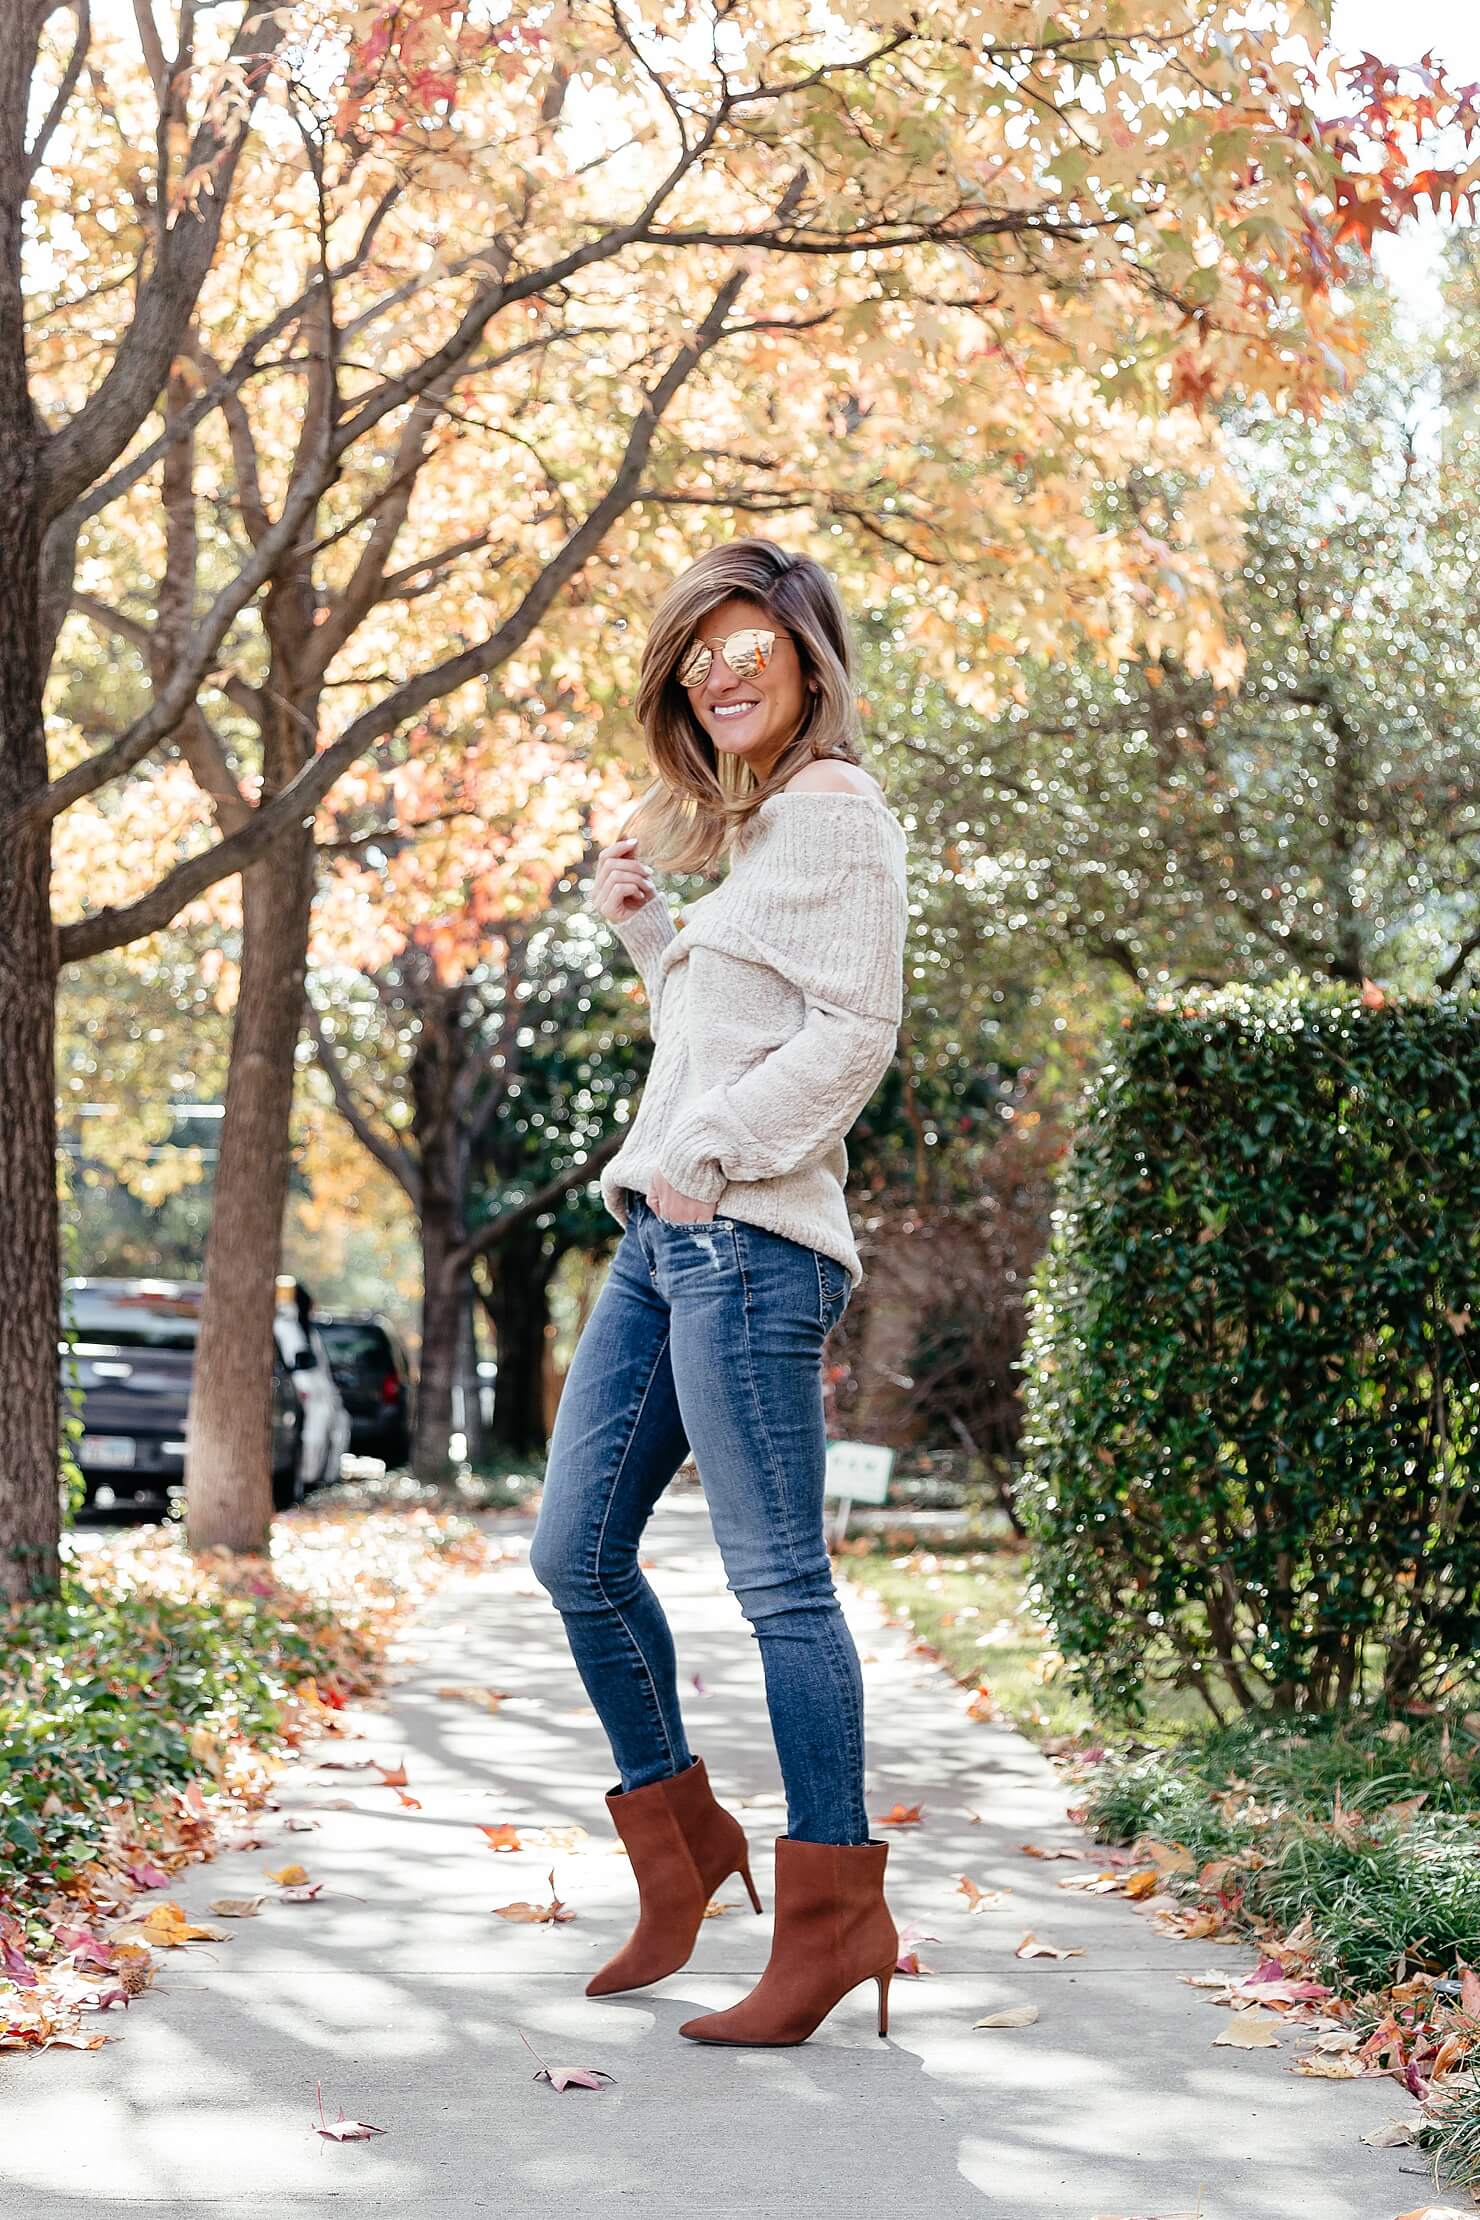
[648,1170,716,1224]
[591,834,658,925]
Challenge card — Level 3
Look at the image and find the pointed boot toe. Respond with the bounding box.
[678,1835,897,2047]
[585,1756,760,1998]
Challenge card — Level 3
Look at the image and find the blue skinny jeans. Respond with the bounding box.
[530,1187,869,1845]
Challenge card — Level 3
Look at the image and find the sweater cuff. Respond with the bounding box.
[655,1100,730,1207]
[611,892,676,970]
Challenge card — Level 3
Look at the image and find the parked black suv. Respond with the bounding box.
[315,1311,414,1466]
[62,1278,304,1513]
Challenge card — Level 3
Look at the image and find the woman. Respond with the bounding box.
[530,537,909,2047]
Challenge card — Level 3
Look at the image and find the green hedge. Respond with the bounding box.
[1017,983,1479,1721]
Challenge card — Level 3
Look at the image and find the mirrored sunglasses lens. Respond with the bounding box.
[725,630,772,677]
[677,641,713,687]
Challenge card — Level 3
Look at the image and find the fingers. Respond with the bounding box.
[593,835,656,920]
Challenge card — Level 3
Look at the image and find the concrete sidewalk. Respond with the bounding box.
[0,1492,1437,2219]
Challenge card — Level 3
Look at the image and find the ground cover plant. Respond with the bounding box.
[0,1495,488,2047]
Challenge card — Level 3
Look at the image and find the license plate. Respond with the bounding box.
[80,1435,136,1470]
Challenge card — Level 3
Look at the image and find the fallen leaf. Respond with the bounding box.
[266,1864,311,1888]
[872,1803,924,1827]
[434,1686,512,1712]
[965,1689,998,1721]
[532,1825,589,1852]
[957,1877,1010,1912]
[313,2084,385,2143]
[118,1903,224,1948]
[973,2004,1040,2028]
[1213,2012,1282,2048]
[1292,2052,1366,2078]
[480,1824,524,1853]
[1014,1932,1084,1961]
[209,1896,265,1919]
[395,1789,422,1810]
[1019,1844,1082,1861]
[519,2028,613,2093]
[493,1869,574,1925]
[1121,1869,1161,1900]
[1395,2209,1476,2219]
[373,1760,409,1788]
[282,1816,319,1833]
[1361,2119,1422,2147]
[895,1950,935,1976]
[279,1883,326,1903]
[1135,1836,1197,1877]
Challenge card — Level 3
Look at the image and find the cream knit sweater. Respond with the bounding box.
[592,790,909,1289]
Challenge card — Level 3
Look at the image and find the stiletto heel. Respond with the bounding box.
[681,1839,899,2047]
[738,1859,763,1913]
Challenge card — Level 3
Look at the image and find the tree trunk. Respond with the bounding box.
[486,1229,557,1457]
[186,834,314,1550]
[0,26,61,1599]
[850,1255,925,1445]
[414,1201,461,1480]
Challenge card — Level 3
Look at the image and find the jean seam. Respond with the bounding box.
[731,1238,810,1586]
[821,1610,868,1839]
[587,1323,681,1776]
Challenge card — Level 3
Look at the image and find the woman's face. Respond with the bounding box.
[679,594,812,775]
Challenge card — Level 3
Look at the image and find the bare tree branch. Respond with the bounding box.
[446,1125,629,1275]
[304,999,421,1203]
[39,0,288,524]
[26,0,89,185]
[55,259,753,959]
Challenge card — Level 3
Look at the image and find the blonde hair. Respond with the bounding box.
[623,538,871,875]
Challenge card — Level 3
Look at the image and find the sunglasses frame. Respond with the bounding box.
[675,626,792,690]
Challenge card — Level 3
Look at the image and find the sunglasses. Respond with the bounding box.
[675,627,791,690]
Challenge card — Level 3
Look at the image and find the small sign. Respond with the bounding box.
[824,1440,894,1506]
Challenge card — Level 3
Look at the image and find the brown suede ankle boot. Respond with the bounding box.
[678,1835,898,2046]
[586,1756,761,1998]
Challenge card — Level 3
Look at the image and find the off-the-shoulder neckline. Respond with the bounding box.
[751,786,898,822]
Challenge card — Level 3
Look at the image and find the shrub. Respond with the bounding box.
[1018,983,1480,1721]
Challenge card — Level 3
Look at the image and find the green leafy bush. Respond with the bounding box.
[1018,983,1479,1721]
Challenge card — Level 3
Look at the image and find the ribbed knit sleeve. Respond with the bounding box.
[655,796,907,1205]
[605,892,678,1041]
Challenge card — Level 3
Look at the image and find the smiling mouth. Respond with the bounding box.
[712,700,760,719]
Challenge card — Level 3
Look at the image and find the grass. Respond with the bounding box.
[841,1536,1480,2003]
[839,1539,1206,1743]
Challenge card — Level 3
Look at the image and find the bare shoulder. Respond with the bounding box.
[779,760,886,801]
